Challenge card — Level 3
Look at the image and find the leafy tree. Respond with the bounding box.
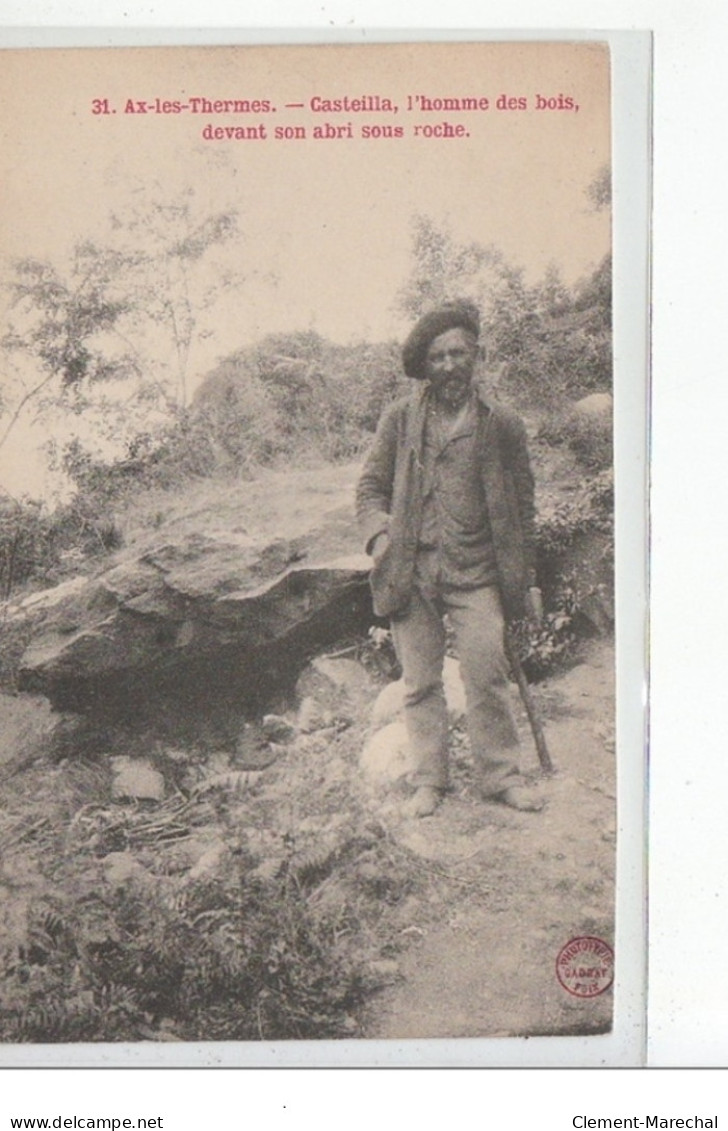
[193,330,403,468]
[396,199,612,408]
[395,214,503,320]
[483,257,612,404]
[586,164,611,211]
[105,188,239,407]
[0,244,134,454]
[0,188,241,471]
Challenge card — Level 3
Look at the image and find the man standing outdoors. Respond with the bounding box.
[356,300,544,818]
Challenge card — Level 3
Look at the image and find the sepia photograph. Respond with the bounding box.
[0,37,640,1061]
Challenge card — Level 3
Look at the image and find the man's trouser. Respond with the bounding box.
[390,584,520,796]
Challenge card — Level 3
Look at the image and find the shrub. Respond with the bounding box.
[193,333,404,467]
[536,469,613,560]
[0,498,60,597]
[511,586,579,680]
[538,401,612,471]
[0,862,367,1043]
[532,469,614,650]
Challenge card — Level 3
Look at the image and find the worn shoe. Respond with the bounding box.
[497,785,544,812]
[406,786,444,818]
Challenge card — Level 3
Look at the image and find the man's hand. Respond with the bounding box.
[369,531,390,563]
[525,586,543,623]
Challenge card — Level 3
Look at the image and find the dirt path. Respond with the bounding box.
[363,638,615,1039]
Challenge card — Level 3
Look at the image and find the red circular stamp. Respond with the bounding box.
[556,936,614,998]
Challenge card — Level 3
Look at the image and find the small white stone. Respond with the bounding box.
[188,840,228,879]
[102,852,149,887]
[370,657,467,728]
[361,722,412,783]
[111,758,165,802]
[370,680,405,728]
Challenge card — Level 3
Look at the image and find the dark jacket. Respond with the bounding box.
[355,383,537,620]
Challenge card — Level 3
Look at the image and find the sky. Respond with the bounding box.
[0,40,610,498]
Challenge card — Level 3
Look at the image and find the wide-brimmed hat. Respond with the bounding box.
[402,300,481,380]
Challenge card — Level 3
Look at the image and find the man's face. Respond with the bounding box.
[423,327,479,408]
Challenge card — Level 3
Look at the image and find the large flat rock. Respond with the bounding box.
[12,464,373,714]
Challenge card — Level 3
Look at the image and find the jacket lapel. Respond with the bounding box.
[405,382,429,457]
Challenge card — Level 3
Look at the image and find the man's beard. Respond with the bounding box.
[432,374,472,410]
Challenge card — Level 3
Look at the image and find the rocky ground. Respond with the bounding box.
[0,446,615,1048]
[0,632,615,1045]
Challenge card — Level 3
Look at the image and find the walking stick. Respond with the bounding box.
[504,629,554,775]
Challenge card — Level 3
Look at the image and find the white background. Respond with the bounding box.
[1,0,726,1117]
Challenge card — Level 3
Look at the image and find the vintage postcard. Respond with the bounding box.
[0,35,649,1065]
